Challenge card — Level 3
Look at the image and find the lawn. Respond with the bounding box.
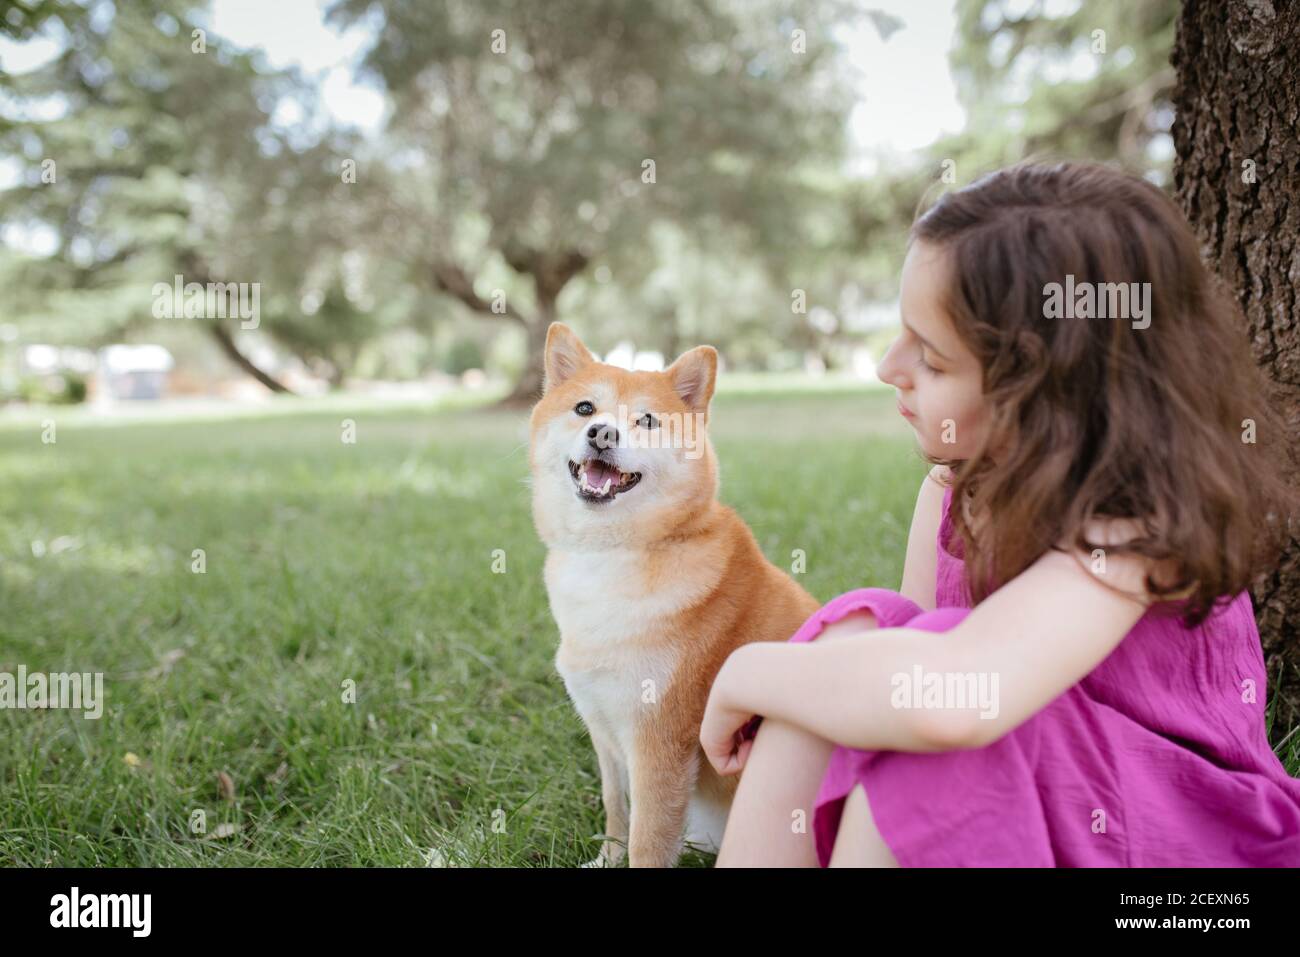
[1,387,1296,866]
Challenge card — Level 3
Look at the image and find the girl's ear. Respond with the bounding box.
[543,323,594,393]
[666,345,718,411]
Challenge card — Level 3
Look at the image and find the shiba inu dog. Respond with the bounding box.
[528,323,821,868]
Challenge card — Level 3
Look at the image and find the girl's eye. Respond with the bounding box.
[915,354,938,374]
[574,401,595,416]
[638,413,658,429]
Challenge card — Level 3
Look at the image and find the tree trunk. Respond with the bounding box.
[1171,0,1300,741]
[431,253,585,407]
[500,315,548,407]
[207,323,294,395]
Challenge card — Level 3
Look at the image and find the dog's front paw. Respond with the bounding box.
[582,840,626,868]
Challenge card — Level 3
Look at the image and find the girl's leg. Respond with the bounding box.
[716,608,882,867]
[827,606,972,868]
[716,595,960,866]
[714,715,835,867]
[827,783,898,867]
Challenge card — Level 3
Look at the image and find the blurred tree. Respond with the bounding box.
[812,0,1184,360]
[1171,0,1300,741]
[0,0,74,40]
[265,277,379,388]
[328,0,859,403]
[0,0,377,391]
[444,333,486,377]
[0,0,1199,395]
[945,0,1179,180]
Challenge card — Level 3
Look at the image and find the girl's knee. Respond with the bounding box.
[789,587,926,644]
[812,608,880,643]
[903,606,971,634]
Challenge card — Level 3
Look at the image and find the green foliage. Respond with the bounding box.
[835,0,1182,336]
[0,0,77,40]
[327,0,862,369]
[13,370,85,403]
[0,0,379,379]
[266,280,379,386]
[946,0,1178,180]
[444,335,486,376]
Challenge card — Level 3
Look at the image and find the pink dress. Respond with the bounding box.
[783,484,1300,866]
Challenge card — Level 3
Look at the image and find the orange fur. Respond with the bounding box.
[528,323,820,867]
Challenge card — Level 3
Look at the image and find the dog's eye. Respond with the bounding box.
[574,401,595,416]
[638,413,658,429]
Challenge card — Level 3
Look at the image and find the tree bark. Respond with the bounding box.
[501,250,589,406]
[1171,0,1300,740]
[502,315,548,407]
[432,250,587,407]
[207,323,294,395]
[179,253,294,395]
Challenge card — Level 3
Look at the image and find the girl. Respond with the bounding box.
[700,161,1300,867]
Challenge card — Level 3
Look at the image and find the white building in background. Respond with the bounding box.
[22,343,96,376]
[99,344,174,400]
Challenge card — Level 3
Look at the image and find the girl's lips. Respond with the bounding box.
[897,398,916,419]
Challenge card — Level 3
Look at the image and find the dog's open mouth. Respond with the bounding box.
[568,457,642,503]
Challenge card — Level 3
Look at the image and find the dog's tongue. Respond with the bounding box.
[585,459,620,488]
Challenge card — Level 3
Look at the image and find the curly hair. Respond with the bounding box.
[912,160,1296,626]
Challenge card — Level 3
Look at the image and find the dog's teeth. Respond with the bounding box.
[600,478,612,495]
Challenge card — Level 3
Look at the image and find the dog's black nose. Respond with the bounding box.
[587,423,619,450]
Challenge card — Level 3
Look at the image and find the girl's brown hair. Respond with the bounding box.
[912,160,1296,626]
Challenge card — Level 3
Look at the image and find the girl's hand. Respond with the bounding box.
[700,647,764,776]
[700,615,877,775]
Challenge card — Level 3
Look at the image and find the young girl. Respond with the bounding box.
[699,161,1300,867]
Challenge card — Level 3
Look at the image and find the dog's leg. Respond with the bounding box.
[684,755,736,854]
[626,731,699,868]
[583,729,630,868]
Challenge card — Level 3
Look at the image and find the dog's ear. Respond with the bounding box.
[543,323,594,394]
[666,345,717,412]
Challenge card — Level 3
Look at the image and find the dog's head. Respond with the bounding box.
[528,323,719,546]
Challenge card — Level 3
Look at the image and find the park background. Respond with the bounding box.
[1,0,1298,865]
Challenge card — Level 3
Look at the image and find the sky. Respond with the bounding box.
[204,0,388,132]
[837,0,966,159]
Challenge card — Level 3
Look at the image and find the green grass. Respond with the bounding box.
[0,388,1296,866]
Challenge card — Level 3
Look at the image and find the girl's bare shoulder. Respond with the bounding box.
[925,464,953,488]
[1060,515,1186,604]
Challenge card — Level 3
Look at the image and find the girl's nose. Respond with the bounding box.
[876,337,908,388]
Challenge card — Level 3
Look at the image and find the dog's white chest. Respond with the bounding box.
[546,550,680,753]
[556,648,673,756]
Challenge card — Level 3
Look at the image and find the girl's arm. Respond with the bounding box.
[705,526,1156,763]
[898,464,948,610]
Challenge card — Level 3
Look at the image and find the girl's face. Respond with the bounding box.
[877,240,989,459]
